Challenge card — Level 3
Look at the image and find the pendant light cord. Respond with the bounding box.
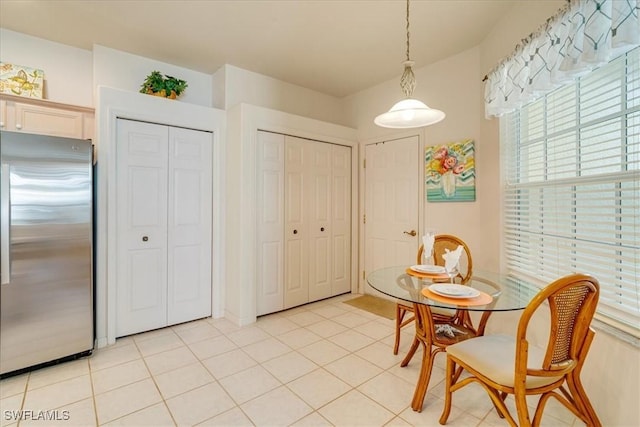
[400,0,416,98]
[405,0,411,62]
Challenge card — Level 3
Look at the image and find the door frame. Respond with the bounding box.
[225,104,359,326]
[358,130,425,294]
[97,87,226,348]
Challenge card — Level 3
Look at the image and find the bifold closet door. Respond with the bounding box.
[167,127,212,325]
[256,132,285,316]
[330,144,351,295]
[307,142,331,301]
[116,119,212,337]
[284,136,309,309]
[256,131,352,314]
[288,137,352,304]
[116,120,169,337]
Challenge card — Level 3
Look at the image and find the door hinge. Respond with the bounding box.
[363,214,366,224]
[363,158,366,168]
[363,270,366,279]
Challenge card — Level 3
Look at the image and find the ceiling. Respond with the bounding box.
[0,1,558,98]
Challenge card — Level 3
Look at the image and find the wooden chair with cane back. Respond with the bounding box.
[439,273,601,427]
[393,234,473,356]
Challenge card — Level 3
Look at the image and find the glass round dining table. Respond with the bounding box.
[367,265,541,312]
[366,265,542,412]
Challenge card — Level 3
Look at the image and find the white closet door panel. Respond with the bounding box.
[331,144,351,294]
[115,248,167,337]
[285,138,306,228]
[170,244,201,306]
[129,250,164,311]
[116,119,168,337]
[285,237,307,308]
[308,235,330,301]
[284,137,308,308]
[167,127,212,324]
[308,142,331,301]
[257,131,285,315]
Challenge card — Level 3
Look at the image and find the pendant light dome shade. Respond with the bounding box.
[375,0,445,129]
[374,98,445,128]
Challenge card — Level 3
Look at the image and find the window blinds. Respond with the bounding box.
[501,47,640,335]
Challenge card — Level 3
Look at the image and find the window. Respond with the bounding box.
[501,47,640,336]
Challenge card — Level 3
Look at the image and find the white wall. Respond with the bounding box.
[0,29,93,106]
[222,64,348,126]
[480,1,564,74]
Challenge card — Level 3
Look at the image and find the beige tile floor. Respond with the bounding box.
[0,294,581,426]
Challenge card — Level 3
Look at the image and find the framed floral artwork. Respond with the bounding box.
[425,139,476,202]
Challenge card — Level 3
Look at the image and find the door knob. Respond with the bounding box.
[403,230,417,236]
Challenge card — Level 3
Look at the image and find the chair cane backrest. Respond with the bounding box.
[417,234,472,284]
[516,274,599,376]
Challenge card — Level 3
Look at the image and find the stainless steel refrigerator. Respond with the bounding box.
[1,131,94,376]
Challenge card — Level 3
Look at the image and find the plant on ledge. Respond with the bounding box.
[140,71,188,99]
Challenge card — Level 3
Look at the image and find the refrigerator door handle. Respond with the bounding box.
[1,163,10,285]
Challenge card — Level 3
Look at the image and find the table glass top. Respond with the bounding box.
[366,266,542,312]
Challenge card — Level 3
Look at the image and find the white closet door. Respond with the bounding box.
[116,119,168,337]
[167,127,212,324]
[331,144,351,295]
[284,136,309,309]
[256,131,285,316]
[308,142,332,302]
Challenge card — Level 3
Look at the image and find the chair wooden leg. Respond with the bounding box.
[566,329,601,427]
[489,391,518,426]
[394,304,406,355]
[439,356,455,424]
[566,373,601,427]
[400,336,419,367]
[514,391,532,427]
[411,346,441,412]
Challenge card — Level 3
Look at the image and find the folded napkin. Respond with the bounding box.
[442,245,463,272]
[422,233,435,264]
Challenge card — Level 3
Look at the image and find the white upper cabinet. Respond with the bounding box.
[0,94,94,140]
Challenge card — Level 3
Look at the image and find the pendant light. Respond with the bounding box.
[374,0,445,128]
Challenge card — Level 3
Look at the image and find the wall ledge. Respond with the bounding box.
[592,318,640,348]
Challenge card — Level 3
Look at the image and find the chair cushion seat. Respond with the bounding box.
[446,334,562,389]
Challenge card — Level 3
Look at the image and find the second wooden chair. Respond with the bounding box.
[393,234,473,355]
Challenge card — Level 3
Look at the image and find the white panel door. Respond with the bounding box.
[256,131,285,315]
[167,127,212,324]
[284,136,308,308]
[308,142,332,302]
[331,144,351,295]
[364,136,420,291]
[116,119,168,337]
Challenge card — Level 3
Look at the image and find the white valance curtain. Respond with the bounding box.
[484,0,640,118]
